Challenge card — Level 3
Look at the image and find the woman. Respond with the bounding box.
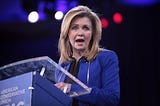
[55,5,120,106]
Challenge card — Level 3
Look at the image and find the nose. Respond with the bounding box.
[77,29,84,36]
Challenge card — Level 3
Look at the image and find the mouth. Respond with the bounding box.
[75,38,85,42]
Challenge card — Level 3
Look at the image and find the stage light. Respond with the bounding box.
[28,11,39,23]
[113,12,123,24]
[54,11,64,20]
[101,18,109,29]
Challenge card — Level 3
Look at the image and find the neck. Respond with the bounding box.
[72,49,88,61]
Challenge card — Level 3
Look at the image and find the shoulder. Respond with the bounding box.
[98,48,118,58]
[96,48,119,64]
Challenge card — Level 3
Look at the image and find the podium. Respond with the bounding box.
[0,56,91,106]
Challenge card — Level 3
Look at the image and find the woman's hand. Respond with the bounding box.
[55,82,71,93]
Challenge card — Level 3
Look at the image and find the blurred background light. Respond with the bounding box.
[54,11,64,20]
[101,18,109,29]
[28,11,39,23]
[116,0,159,6]
[113,12,123,24]
[55,0,68,13]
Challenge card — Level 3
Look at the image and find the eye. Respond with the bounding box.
[71,25,78,30]
[83,25,90,31]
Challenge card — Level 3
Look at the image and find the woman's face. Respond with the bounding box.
[68,17,92,52]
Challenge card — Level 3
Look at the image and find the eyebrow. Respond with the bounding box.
[71,23,91,27]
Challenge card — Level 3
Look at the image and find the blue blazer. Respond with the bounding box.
[56,49,120,106]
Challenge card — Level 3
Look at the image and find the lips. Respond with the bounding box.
[75,39,85,42]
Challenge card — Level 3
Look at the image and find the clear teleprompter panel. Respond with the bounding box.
[0,56,91,97]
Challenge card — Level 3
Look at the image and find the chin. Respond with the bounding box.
[76,48,86,51]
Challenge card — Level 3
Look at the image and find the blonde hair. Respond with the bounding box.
[58,5,102,63]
